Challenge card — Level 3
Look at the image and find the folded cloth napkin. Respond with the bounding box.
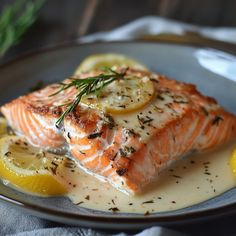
[1,16,236,236]
[80,16,236,43]
[9,226,185,236]
[195,48,236,82]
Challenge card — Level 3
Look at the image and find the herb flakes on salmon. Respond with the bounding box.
[1,67,236,194]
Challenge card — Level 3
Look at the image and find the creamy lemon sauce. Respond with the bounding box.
[57,141,236,214]
[1,104,236,214]
[2,137,235,214]
[1,54,235,215]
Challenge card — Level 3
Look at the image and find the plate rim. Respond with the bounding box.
[1,38,235,69]
[0,40,236,227]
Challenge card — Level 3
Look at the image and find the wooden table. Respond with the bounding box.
[1,0,236,60]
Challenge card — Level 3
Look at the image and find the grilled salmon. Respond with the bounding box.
[1,68,236,194]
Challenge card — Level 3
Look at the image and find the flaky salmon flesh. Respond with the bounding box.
[1,68,236,194]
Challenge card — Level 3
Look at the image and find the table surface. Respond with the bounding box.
[1,0,236,60]
[0,1,236,235]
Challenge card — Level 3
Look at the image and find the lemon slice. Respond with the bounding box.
[75,53,148,74]
[0,136,68,196]
[0,117,8,136]
[229,147,236,176]
[82,75,155,114]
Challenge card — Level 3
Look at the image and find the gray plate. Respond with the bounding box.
[0,41,235,230]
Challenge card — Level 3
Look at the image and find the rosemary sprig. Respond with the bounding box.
[0,0,45,56]
[50,68,127,126]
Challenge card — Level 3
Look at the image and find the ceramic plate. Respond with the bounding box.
[0,41,236,229]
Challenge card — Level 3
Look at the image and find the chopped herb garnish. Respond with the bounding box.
[172,95,188,104]
[204,172,211,175]
[87,131,103,139]
[50,165,58,175]
[63,160,77,168]
[126,128,138,137]
[110,152,118,161]
[116,168,127,176]
[108,207,120,212]
[153,105,164,113]
[104,115,115,130]
[212,116,223,126]
[118,105,126,108]
[51,161,58,166]
[171,175,182,179]
[143,116,154,124]
[119,146,135,157]
[137,114,153,126]
[50,67,127,125]
[142,200,154,204]
[76,201,84,205]
[157,94,164,100]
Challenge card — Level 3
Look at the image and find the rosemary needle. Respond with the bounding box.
[50,68,127,126]
[0,0,45,56]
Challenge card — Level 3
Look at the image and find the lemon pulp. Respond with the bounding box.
[0,136,68,196]
[74,53,154,114]
[0,117,8,136]
[229,147,236,176]
[81,76,155,114]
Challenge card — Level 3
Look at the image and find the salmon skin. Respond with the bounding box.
[1,68,236,194]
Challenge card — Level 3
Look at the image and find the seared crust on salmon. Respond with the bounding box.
[1,68,236,194]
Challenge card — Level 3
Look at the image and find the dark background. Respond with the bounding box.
[1,1,236,235]
[1,0,236,60]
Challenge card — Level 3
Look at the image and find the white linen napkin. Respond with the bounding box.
[80,16,236,44]
[1,16,236,236]
[81,16,236,83]
[9,226,185,236]
[195,48,236,82]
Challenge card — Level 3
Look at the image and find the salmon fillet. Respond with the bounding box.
[1,68,236,194]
